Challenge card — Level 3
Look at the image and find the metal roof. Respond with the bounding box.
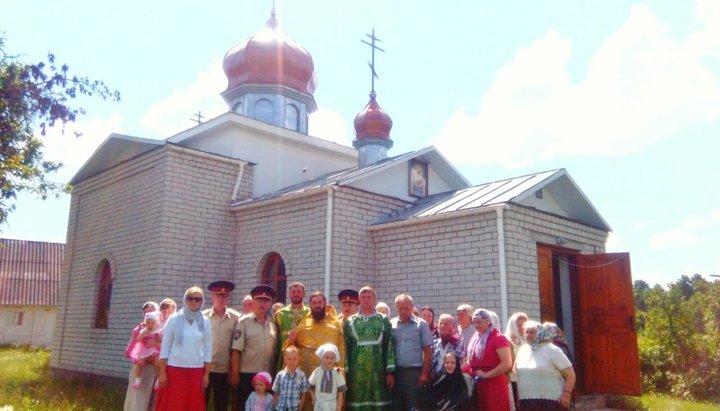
[0,239,64,306]
[373,169,611,231]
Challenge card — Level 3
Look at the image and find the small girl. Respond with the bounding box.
[308,343,346,411]
[129,311,162,389]
[415,352,470,411]
[245,371,274,411]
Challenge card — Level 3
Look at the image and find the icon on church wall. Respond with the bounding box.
[408,159,428,198]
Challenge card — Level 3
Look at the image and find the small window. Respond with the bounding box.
[13,312,24,326]
[285,104,299,131]
[233,101,242,113]
[261,253,287,304]
[95,260,113,329]
[254,99,273,123]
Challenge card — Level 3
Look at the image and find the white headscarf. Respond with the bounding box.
[315,343,340,362]
[504,312,528,346]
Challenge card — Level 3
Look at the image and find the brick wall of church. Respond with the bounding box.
[502,204,608,319]
[329,187,408,301]
[233,191,329,296]
[369,205,608,323]
[371,212,500,316]
[52,145,248,378]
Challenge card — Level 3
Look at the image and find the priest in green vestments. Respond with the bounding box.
[344,286,395,410]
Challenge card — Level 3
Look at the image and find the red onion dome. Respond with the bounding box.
[354,93,393,140]
[223,13,317,95]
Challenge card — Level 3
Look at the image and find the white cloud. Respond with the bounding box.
[41,112,124,179]
[309,106,351,144]
[605,231,624,251]
[649,208,720,250]
[140,59,227,137]
[432,2,720,167]
[140,61,351,144]
[649,228,697,250]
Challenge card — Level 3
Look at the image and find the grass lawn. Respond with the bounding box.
[640,393,720,411]
[0,344,125,410]
[2,345,720,411]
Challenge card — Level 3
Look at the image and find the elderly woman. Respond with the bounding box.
[465,308,512,411]
[158,298,177,326]
[505,312,528,409]
[431,313,465,378]
[155,286,213,411]
[420,306,439,338]
[515,321,576,411]
[545,322,575,366]
[375,301,390,317]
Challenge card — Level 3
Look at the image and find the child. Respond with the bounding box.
[273,346,308,411]
[415,352,469,411]
[246,371,274,411]
[129,310,163,389]
[308,343,346,411]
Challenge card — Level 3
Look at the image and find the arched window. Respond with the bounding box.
[254,99,273,123]
[94,260,113,329]
[285,104,299,131]
[233,101,242,113]
[261,253,286,304]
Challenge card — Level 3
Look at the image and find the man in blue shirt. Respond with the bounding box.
[390,293,433,410]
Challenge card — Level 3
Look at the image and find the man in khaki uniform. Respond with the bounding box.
[203,280,241,411]
[230,285,278,409]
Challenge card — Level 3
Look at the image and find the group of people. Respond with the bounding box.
[123,281,576,411]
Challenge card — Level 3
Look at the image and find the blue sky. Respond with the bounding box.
[2,0,719,287]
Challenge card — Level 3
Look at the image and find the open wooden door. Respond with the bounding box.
[576,253,641,395]
[537,246,557,323]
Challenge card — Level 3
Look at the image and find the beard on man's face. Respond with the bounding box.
[311,306,326,321]
[291,295,303,305]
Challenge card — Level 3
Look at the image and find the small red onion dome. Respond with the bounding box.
[223,12,317,95]
[354,93,393,140]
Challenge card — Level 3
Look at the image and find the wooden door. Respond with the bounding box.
[576,253,641,395]
[537,245,556,323]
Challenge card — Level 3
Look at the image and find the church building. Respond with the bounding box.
[51,11,640,396]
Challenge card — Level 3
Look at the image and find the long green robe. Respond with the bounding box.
[274,304,310,371]
[344,312,395,410]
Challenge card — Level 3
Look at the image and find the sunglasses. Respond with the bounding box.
[186,296,203,302]
[214,293,230,299]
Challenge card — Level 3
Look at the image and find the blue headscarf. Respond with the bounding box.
[174,287,205,347]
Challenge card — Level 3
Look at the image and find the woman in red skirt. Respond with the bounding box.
[155,286,212,411]
[465,308,512,411]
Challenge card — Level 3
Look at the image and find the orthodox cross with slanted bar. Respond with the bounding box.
[190,110,204,125]
[361,28,385,95]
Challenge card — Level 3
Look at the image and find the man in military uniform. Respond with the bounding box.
[230,285,278,408]
[337,288,359,321]
[203,280,241,411]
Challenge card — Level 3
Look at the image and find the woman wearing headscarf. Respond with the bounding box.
[420,306,439,338]
[544,322,575,366]
[431,314,465,379]
[416,352,469,411]
[505,312,528,410]
[155,286,213,411]
[123,301,160,411]
[514,322,575,411]
[464,308,512,411]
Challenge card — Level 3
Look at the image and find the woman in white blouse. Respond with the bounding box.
[514,321,575,411]
[155,286,213,411]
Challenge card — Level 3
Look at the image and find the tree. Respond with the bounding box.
[0,36,120,225]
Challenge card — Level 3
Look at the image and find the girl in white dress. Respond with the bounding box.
[308,343,346,411]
